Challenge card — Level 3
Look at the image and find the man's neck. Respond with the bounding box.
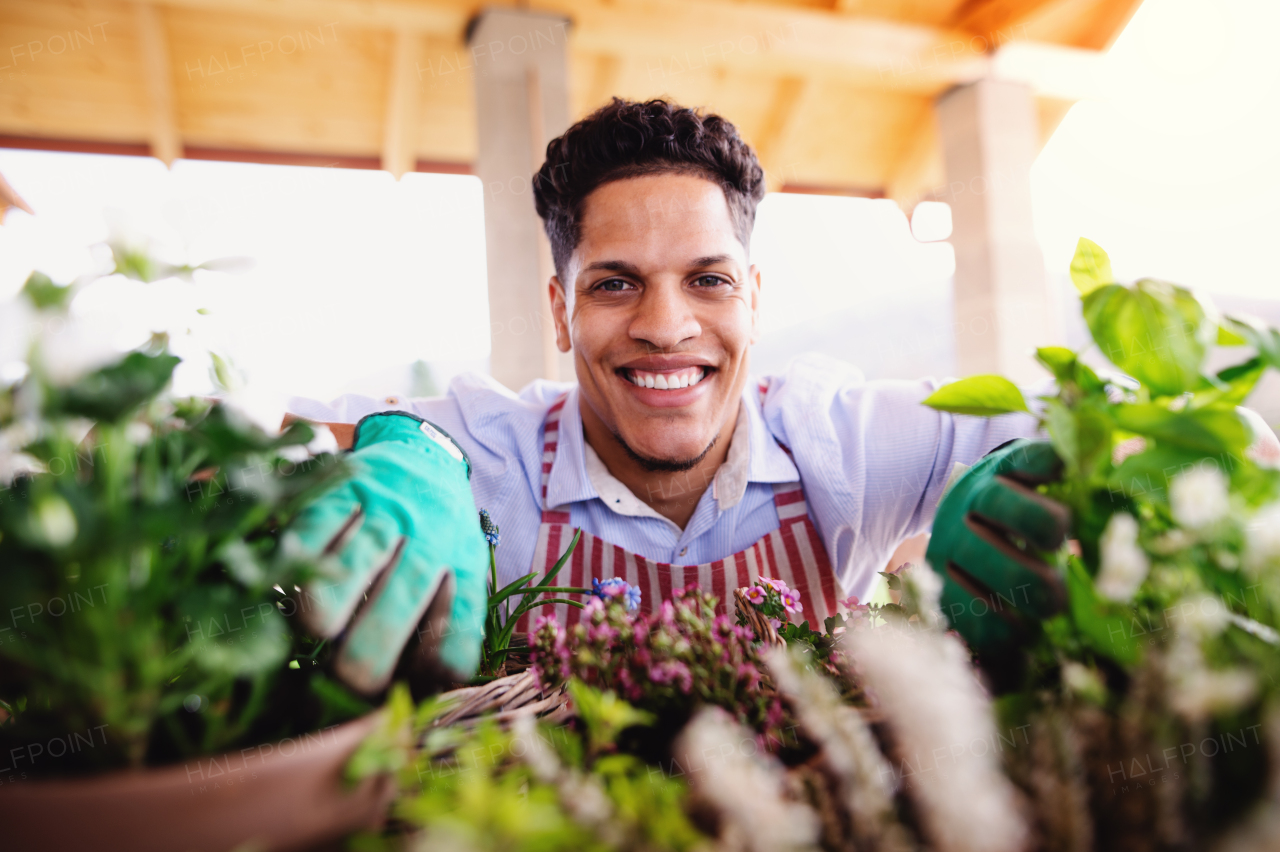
[579,401,737,530]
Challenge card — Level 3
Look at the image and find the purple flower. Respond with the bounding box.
[592,577,641,612]
[758,576,789,594]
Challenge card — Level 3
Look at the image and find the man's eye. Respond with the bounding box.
[694,275,726,287]
[598,279,630,292]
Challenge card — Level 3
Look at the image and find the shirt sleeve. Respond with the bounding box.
[761,354,1043,599]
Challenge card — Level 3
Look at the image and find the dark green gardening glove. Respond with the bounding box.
[284,412,488,695]
[926,439,1070,680]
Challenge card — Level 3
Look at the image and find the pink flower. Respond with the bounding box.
[758,576,788,593]
[745,586,767,605]
[838,595,860,610]
[780,590,803,614]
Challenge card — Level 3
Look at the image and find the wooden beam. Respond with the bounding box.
[142,0,464,36]
[885,107,942,211]
[133,0,1106,99]
[133,2,182,166]
[954,0,1062,40]
[584,54,621,115]
[1074,0,1144,50]
[754,77,810,192]
[382,29,420,178]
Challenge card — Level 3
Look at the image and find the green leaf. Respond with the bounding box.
[1083,280,1213,396]
[1223,314,1280,371]
[1043,398,1112,481]
[878,571,902,591]
[21,271,75,311]
[922,375,1029,417]
[179,585,290,677]
[48,351,180,422]
[1107,444,1224,501]
[567,680,654,754]
[1069,238,1113,296]
[1035,346,1078,379]
[1193,357,1265,409]
[1066,557,1138,666]
[1218,325,1248,346]
[1112,403,1250,455]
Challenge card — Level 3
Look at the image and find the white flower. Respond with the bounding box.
[904,561,945,629]
[33,315,121,386]
[278,424,339,462]
[1244,502,1280,575]
[1096,512,1149,602]
[220,385,287,437]
[673,706,821,852]
[1170,466,1230,531]
[0,421,43,486]
[1178,593,1230,637]
[847,623,1028,852]
[1167,627,1256,723]
[766,647,905,848]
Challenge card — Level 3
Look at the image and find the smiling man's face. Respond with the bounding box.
[549,172,760,471]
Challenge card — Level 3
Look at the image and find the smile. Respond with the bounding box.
[620,366,709,390]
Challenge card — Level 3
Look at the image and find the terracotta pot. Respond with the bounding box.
[0,713,394,852]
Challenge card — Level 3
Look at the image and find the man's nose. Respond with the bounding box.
[629,283,701,351]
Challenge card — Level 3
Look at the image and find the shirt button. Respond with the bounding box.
[384,396,399,405]
[679,547,688,558]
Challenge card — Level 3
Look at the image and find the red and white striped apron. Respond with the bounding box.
[515,388,840,632]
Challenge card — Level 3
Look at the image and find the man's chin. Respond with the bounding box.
[611,429,717,473]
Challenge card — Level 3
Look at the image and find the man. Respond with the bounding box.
[284,99,1279,695]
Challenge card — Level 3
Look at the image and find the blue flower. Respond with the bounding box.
[591,577,641,612]
[478,508,501,547]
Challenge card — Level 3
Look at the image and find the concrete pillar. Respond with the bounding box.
[935,78,1059,384]
[468,9,574,391]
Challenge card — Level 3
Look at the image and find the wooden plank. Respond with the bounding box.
[885,104,942,209]
[133,1,183,165]
[382,29,420,177]
[753,76,811,191]
[954,0,1062,40]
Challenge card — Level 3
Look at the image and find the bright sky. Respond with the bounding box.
[0,0,1275,402]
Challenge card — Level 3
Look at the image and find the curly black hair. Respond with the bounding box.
[533,98,766,279]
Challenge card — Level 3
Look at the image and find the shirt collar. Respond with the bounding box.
[543,384,800,514]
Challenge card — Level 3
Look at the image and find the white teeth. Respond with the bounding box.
[627,367,708,389]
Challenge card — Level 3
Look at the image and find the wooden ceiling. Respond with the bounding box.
[0,0,1140,205]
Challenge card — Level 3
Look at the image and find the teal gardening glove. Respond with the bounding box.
[925,439,1070,687]
[285,413,489,695]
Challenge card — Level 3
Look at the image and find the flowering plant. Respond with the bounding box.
[590,576,641,612]
[922,238,1280,845]
[478,515,587,679]
[530,584,793,748]
[0,247,361,774]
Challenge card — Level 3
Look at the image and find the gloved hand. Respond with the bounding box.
[284,412,488,695]
[925,439,1070,681]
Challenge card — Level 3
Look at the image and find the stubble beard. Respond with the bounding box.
[611,428,718,473]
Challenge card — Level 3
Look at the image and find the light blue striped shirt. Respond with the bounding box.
[287,354,1039,601]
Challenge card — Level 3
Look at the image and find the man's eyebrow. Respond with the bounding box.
[689,254,735,269]
[581,259,641,275]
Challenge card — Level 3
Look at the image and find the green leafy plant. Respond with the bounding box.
[0,248,366,775]
[477,513,586,678]
[923,238,1280,840]
[347,681,706,852]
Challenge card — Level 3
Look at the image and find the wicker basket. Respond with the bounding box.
[733,587,788,648]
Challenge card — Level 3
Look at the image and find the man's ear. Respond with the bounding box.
[549,276,572,353]
[748,263,762,345]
